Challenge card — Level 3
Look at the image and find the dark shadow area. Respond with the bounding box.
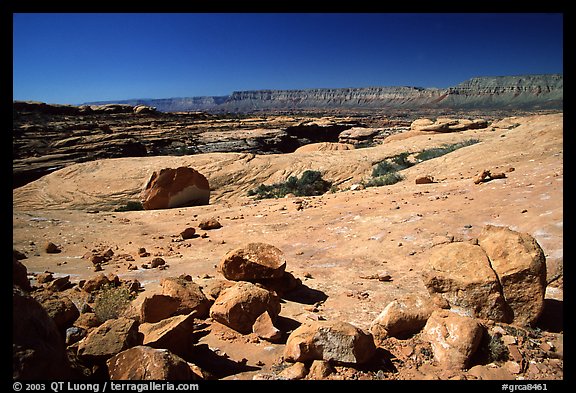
[188,343,261,380]
[281,284,328,305]
[274,315,302,344]
[536,298,563,333]
[350,347,398,374]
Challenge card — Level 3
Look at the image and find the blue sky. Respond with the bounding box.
[12,13,563,105]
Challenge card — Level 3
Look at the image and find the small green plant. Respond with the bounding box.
[364,151,412,188]
[364,172,404,187]
[93,285,134,322]
[486,334,509,362]
[114,201,144,212]
[415,138,480,162]
[248,170,332,199]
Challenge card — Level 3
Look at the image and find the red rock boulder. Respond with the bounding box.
[107,346,199,380]
[141,167,210,210]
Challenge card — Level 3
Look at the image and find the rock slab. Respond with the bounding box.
[107,346,198,380]
[284,320,376,364]
[141,167,210,210]
[218,243,287,281]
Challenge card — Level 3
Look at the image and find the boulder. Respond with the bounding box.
[107,346,199,380]
[13,256,31,291]
[31,289,80,332]
[307,360,334,379]
[278,362,308,380]
[477,225,547,326]
[139,294,181,323]
[283,320,376,364]
[423,310,484,369]
[370,293,437,342]
[139,312,197,359]
[209,281,281,334]
[82,273,111,293]
[44,241,61,253]
[180,227,196,239]
[13,286,72,379]
[422,225,548,326]
[198,218,222,230]
[160,276,211,319]
[77,317,142,361]
[422,241,512,322]
[252,311,282,342]
[218,243,287,281]
[141,167,210,210]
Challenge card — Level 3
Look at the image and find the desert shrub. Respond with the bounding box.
[248,170,333,199]
[93,285,133,322]
[371,152,415,178]
[364,152,412,188]
[473,332,510,365]
[364,172,404,187]
[114,201,144,212]
[415,138,480,162]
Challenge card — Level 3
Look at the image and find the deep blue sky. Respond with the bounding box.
[13,13,563,105]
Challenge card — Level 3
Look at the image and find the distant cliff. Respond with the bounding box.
[85,74,562,113]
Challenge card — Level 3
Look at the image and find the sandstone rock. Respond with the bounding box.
[410,118,435,130]
[198,217,222,230]
[218,242,287,281]
[13,286,72,379]
[180,227,196,239]
[370,293,436,342]
[252,311,282,342]
[133,105,157,115]
[278,362,308,380]
[468,364,515,380]
[478,225,547,326]
[473,169,507,184]
[13,256,31,291]
[415,175,435,184]
[107,346,199,380]
[294,142,355,153]
[36,272,53,284]
[307,360,334,379]
[74,312,101,329]
[338,127,380,145]
[139,312,197,359]
[160,276,211,319]
[46,275,72,291]
[31,289,80,332]
[411,118,488,132]
[140,294,181,323]
[45,241,61,253]
[150,257,166,268]
[82,273,111,293]
[423,310,484,369]
[283,320,376,364]
[422,241,512,322]
[77,317,142,361]
[141,166,210,210]
[209,281,281,334]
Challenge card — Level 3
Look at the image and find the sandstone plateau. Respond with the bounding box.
[12,104,563,381]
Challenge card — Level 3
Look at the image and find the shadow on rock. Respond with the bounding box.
[282,284,328,305]
[536,298,563,333]
[190,344,261,380]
